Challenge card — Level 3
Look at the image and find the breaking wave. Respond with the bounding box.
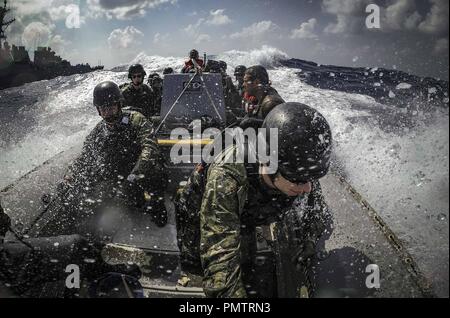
[0,45,448,296]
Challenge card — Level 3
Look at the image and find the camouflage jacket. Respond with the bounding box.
[222,75,245,121]
[176,146,329,298]
[236,83,245,98]
[151,86,162,115]
[121,83,157,118]
[68,110,166,193]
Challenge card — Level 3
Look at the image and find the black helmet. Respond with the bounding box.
[163,67,174,75]
[246,65,269,85]
[261,103,333,183]
[234,65,247,76]
[189,49,199,59]
[93,81,124,108]
[149,72,161,79]
[219,60,227,72]
[205,60,221,73]
[128,64,146,79]
[149,73,163,87]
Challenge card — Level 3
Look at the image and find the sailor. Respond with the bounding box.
[218,60,228,74]
[182,49,204,73]
[121,64,157,118]
[39,81,168,237]
[204,59,221,73]
[205,60,243,120]
[221,62,243,119]
[0,201,142,298]
[242,65,285,120]
[234,65,247,98]
[175,103,333,298]
[163,67,174,76]
[148,72,163,115]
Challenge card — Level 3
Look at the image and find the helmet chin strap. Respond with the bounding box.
[105,115,121,125]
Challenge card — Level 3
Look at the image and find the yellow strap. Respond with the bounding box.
[157,139,214,146]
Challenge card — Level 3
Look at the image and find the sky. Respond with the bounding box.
[3,0,449,80]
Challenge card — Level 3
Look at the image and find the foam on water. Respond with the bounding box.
[0,46,448,296]
[0,70,124,187]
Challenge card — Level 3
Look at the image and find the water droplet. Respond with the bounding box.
[437,214,447,222]
[84,258,96,264]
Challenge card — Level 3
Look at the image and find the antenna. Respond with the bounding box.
[0,0,15,42]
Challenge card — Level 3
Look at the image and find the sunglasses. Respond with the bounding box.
[97,102,120,111]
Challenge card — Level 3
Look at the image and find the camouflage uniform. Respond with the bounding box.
[121,83,157,118]
[222,75,244,119]
[151,85,162,116]
[40,110,167,236]
[148,75,163,116]
[236,82,245,99]
[175,146,330,298]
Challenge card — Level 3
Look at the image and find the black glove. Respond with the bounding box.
[292,240,316,268]
[119,174,146,208]
[147,198,168,228]
[0,203,11,237]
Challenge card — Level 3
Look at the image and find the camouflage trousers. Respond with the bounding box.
[174,168,205,275]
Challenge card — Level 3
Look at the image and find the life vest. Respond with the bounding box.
[183,59,204,72]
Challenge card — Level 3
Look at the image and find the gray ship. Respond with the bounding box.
[0,0,103,90]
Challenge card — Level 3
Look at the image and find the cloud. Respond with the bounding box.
[322,0,371,34]
[182,17,213,45]
[419,0,449,34]
[383,0,421,31]
[21,22,54,48]
[7,0,85,46]
[12,0,55,16]
[48,4,82,21]
[322,0,448,35]
[19,21,70,56]
[183,18,205,34]
[48,34,72,55]
[205,9,232,26]
[434,38,449,55]
[322,0,370,16]
[153,32,169,44]
[182,9,230,44]
[195,34,211,44]
[108,26,144,50]
[87,0,178,20]
[290,18,318,39]
[230,21,279,39]
[12,0,80,21]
